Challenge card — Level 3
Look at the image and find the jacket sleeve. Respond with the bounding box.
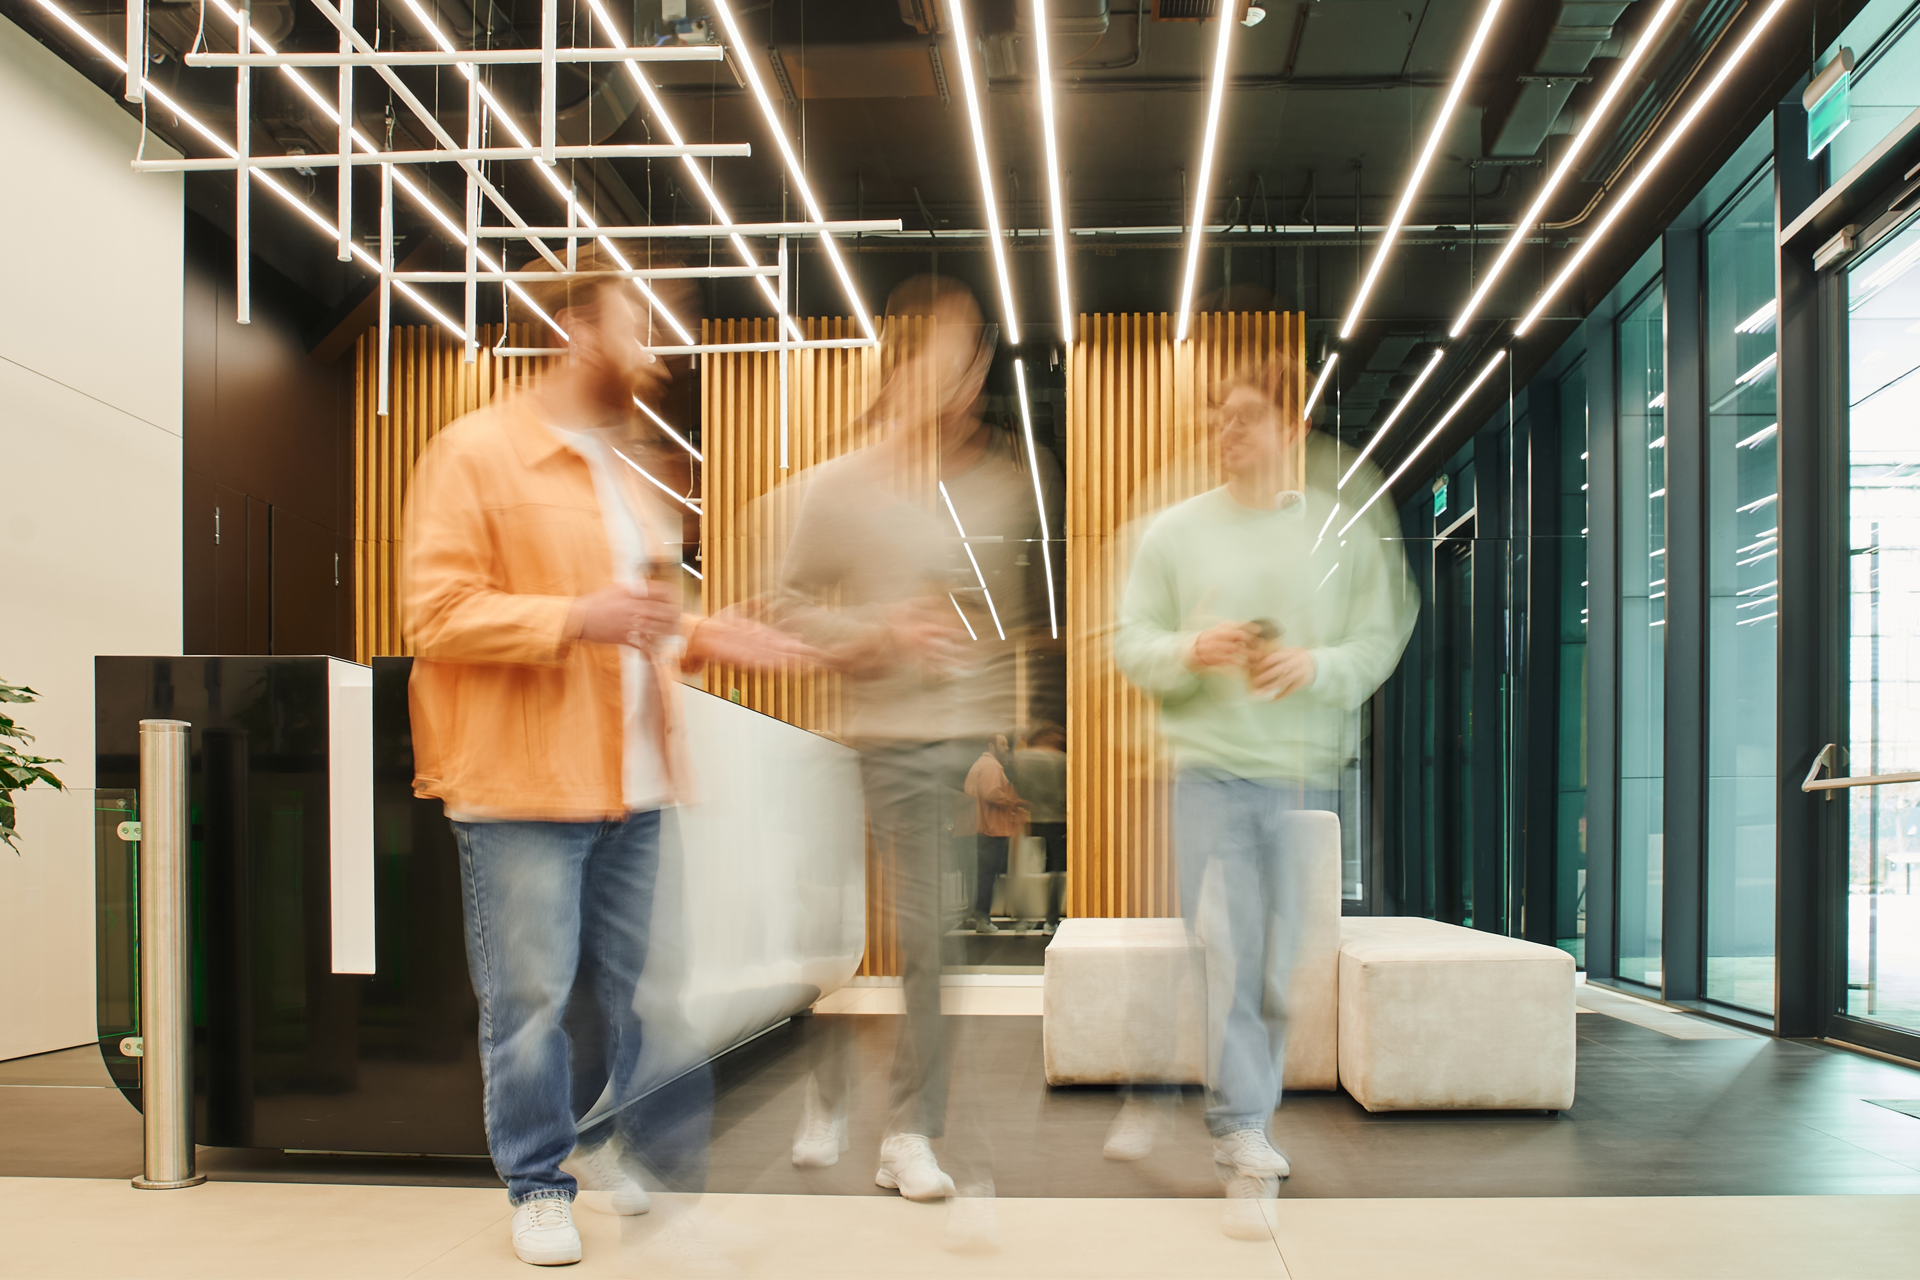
[1304,473,1417,710]
[403,435,578,666]
[1112,519,1203,700]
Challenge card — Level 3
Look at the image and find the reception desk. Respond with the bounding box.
[94,656,864,1155]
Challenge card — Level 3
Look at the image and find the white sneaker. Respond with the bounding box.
[1212,1126,1291,1178]
[511,1196,582,1266]
[559,1137,650,1215]
[791,1073,850,1169]
[1102,1093,1166,1162]
[1220,1171,1279,1242]
[874,1132,956,1202]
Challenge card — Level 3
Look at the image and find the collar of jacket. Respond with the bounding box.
[500,393,577,470]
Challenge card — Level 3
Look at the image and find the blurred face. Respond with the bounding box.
[1216,385,1287,477]
[559,287,673,410]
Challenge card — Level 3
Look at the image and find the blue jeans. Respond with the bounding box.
[1173,773,1336,1137]
[453,811,709,1204]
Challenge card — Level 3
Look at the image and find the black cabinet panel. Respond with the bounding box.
[95,656,485,1157]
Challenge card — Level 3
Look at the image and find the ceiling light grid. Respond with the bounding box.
[114,0,899,421]
[948,0,1022,345]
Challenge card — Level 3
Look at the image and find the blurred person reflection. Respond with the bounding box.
[964,734,1027,934]
[404,247,811,1268]
[1111,362,1413,1237]
[1010,722,1068,930]
[768,276,1035,1213]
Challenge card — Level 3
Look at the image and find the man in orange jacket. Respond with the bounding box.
[404,251,807,1267]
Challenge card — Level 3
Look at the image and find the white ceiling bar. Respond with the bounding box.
[1033,0,1073,340]
[948,0,1021,344]
[464,62,478,362]
[133,144,749,172]
[335,0,351,261]
[491,338,876,358]
[1174,5,1235,342]
[778,236,791,469]
[235,5,250,325]
[378,162,393,416]
[538,0,557,165]
[183,45,724,67]
[474,219,904,239]
[123,0,142,102]
[394,266,779,282]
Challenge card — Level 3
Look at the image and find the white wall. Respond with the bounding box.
[0,15,183,1061]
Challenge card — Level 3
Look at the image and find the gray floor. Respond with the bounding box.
[6,1003,1920,1198]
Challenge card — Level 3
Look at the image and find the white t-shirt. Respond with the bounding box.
[548,424,671,813]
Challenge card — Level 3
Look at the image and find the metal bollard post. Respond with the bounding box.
[133,719,205,1190]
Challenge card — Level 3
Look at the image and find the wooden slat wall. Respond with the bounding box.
[353,324,552,660]
[699,314,936,977]
[1065,311,1307,918]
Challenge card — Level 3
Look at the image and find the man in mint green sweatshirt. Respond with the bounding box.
[1112,369,1414,1222]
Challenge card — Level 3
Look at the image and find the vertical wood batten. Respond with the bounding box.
[1065,312,1306,919]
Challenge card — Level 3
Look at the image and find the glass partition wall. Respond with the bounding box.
[1844,213,1920,1038]
[1618,284,1668,989]
[1704,170,1780,1013]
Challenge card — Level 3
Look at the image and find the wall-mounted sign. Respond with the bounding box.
[1433,476,1450,518]
[1806,48,1855,160]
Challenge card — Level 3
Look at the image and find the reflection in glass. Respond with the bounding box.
[1556,361,1590,966]
[1618,283,1666,989]
[1846,213,1920,1034]
[1704,170,1779,1013]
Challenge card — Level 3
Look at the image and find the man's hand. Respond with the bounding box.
[1249,646,1316,701]
[1186,622,1256,672]
[686,608,826,671]
[886,597,967,676]
[570,582,680,647]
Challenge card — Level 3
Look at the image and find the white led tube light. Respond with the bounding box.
[133,144,750,171]
[1341,0,1506,340]
[1338,346,1444,489]
[946,0,1021,344]
[474,220,903,239]
[1033,0,1073,340]
[1340,349,1508,536]
[708,0,879,342]
[1449,0,1679,338]
[184,45,724,66]
[1304,352,1338,418]
[1518,0,1791,335]
[940,482,1006,641]
[1175,8,1235,342]
[1014,359,1060,639]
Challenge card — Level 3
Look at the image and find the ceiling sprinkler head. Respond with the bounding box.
[1242,5,1268,26]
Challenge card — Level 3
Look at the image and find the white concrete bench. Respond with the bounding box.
[1041,810,1342,1091]
[1337,916,1576,1112]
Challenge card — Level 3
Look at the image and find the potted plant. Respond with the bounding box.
[1,681,66,852]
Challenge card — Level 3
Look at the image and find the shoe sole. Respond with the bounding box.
[875,1166,955,1202]
[514,1244,582,1266]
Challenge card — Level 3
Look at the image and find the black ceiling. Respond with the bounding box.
[5,0,1866,486]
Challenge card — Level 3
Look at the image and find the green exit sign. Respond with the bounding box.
[1433,479,1449,518]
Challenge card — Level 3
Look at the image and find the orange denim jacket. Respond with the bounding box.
[403,394,690,820]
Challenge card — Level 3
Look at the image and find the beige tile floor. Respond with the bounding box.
[4,1177,1915,1279]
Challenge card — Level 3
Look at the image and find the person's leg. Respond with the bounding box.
[973,834,1007,930]
[1033,822,1068,926]
[1171,775,1274,1139]
[1255,787,1341,1118]
[453,819,594,1205]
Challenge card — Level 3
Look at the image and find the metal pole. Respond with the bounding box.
[235,3,251,325]
[778,235,789,470]
[124,0,144,103]
[336,0,352,262]
[133,719,204,1191]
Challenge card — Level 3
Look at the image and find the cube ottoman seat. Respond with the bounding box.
[1042,811,1342,1091]
[1337,916,1576,1112]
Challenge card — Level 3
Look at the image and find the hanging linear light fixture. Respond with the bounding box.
[1338,346,1445,488]
[708,0,879,342]
[1033,0,1073,340]
[946,0,1022,344]
[1304,352,1339,418]
[37,0,469,340]
[1450,0,1681,338]
[1340,349,1508,535]
[1174,5,1236,342]
[1339,0,1506,340]
[1519,0,1791,335]
[1013,359,1060,639]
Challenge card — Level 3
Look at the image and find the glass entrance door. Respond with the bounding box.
[1843,214,1920,1040]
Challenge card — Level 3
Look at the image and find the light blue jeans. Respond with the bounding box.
[1173,772,1336,1137]
[453,810,709,1204]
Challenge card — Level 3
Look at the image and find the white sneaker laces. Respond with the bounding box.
[525,1198,570,1230]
